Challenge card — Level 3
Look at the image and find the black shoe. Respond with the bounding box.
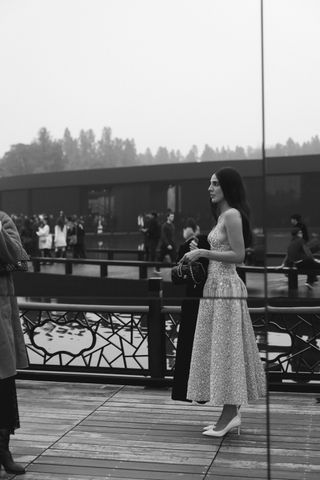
[0,429,26,475]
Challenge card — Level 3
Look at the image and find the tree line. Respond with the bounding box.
[0,126,320,176]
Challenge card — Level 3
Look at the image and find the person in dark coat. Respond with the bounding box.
[142,212,161,261]
[279,227,320,289]
[0,210,29,475]
[172,218,209,401]
[154,211,176,273]
[68,216,86,259]
[290,213,309,242]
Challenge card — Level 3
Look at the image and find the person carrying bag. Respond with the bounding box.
[0,210,28,475]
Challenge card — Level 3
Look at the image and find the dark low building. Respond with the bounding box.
[0,155,318,234]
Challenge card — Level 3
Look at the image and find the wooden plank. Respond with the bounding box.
[44,446,215,465]
[28,463,205,479]
[9,380,320,480]
[34,455,208,474]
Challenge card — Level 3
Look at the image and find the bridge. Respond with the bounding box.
[7,262,320,478]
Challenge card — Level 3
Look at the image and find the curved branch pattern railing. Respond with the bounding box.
[18,301,320,389]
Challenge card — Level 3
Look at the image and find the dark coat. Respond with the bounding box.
[171,234,209,401]
[0,211,29,379]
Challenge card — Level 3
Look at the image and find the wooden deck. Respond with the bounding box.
[1,381,319,480]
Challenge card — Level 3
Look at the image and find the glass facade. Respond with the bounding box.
[87,188,115,233]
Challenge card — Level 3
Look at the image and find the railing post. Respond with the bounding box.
[65,260,73,275]
[33,258,40,273]
[139,262,148,279]
[237,266,246,284]
[100,262,108,277]
[147,278,166,382]
[288,267,298,292]
[137,250,145,261]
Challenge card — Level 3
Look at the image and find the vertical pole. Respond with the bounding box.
[260,2,271,479]
[288,268,298,292]
[100,262,108,277]
[65,260,73,275]
[147,277,166,382]
[33,258,40,273]
[138,250,145,261]
[139,263,148,279]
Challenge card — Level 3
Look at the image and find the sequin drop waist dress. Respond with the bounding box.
[187,215,266,405]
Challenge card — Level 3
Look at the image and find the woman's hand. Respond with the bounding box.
[181,248,201,264]
[189,239,199,251]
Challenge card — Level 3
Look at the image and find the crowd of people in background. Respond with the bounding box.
[11,212,87,260]
[139,209,179,273]
[138,209,320,289]
[8,209,320,288]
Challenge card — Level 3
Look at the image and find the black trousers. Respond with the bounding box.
[144,239,159,261]
[158,244,176,263]
[296,258,319,284]
[0,376,20,433]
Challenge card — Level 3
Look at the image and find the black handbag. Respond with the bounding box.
[0,240,29,275]
[171,260,207,286]
[0,259,28,274]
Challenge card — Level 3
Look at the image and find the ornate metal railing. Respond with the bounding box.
[17,281,320,391]
[20,302,150,377]
[264,306,320,385]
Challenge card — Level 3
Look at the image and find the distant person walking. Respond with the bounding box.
[155,211,176,273]
[142,212,161,262]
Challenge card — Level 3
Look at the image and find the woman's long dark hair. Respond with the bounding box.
[211,167,252,248]
[56,216,65,231]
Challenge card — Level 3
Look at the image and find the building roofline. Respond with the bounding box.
[0,154,319,191]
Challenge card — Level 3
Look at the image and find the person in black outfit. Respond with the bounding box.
[74,218,86,259]
[142,212,161,261]
[20,216,37,256]
[67,216,86,259]
[155,211,176,273]
[172,218,209,401]
[279,228,320,288]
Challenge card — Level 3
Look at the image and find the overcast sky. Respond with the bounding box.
[0,0,319,157]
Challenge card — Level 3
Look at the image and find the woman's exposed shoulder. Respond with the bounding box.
[223,208,241,220]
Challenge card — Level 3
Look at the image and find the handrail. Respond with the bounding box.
[29,256,174,279]
[27,256,320,293]
[267,305,320,314]
[18,301,320,315]
[18,300,149,313]
[29,257,170,267]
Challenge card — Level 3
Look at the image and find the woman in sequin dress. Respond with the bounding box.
[182,167,265,437]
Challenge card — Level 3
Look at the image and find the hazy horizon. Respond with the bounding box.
[1,0,319,158]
